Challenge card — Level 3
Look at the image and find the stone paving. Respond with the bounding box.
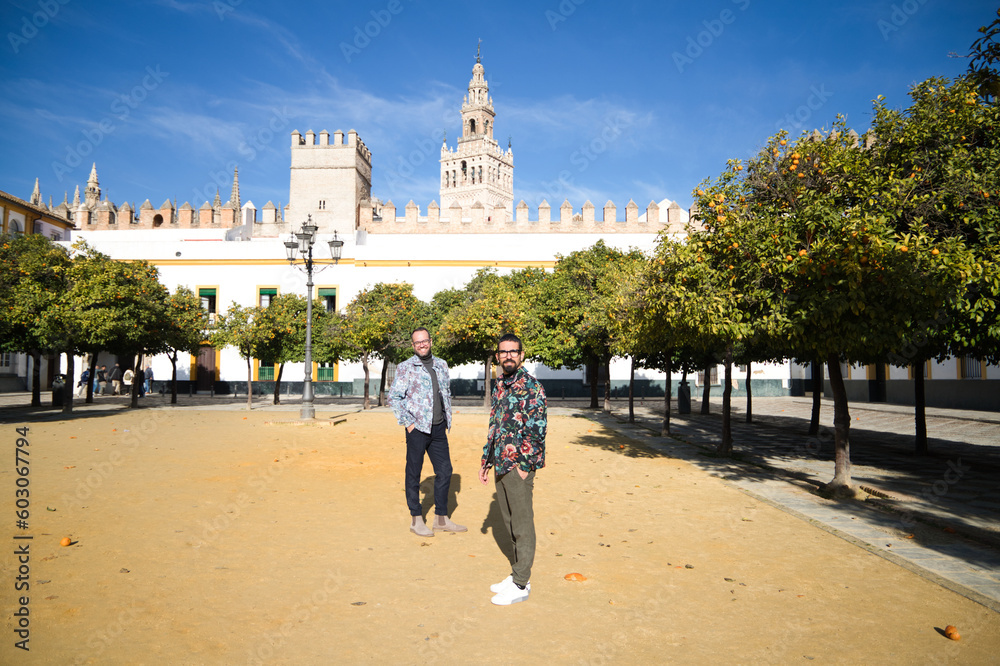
[2,390,999,612]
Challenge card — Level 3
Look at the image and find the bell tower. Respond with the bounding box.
[440,45,514,217]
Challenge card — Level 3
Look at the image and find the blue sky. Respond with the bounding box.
[0,0,993,217]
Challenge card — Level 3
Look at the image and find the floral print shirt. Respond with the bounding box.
[483,367,547,475]
[388,355,452,434]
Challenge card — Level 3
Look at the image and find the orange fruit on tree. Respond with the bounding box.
[780,139,787,145]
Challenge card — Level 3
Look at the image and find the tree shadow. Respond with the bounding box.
[573,408,1000,576]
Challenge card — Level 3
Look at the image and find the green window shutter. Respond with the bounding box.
[199,288,217,296]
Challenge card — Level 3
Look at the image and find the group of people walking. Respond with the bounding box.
[388,328,547,607]
[76,362,154,397]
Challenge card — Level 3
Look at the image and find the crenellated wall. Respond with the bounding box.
[360,198,695,234]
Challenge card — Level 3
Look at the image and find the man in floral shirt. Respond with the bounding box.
[389,328,467,538]
[479,333,547,605]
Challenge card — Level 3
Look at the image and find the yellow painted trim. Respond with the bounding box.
[145,258,556,269]
[981,359,988,380]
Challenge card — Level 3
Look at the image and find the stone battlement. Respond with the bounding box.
[290,128,372,165]
[361,198,694,234]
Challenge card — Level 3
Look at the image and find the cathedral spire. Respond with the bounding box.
[231,166,241,210]
[85,163,101,208]
[30,178,41,205]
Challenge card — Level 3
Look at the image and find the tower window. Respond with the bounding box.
[469,119,477,135]
[318,200,326,210]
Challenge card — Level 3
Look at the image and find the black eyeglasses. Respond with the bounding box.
[496,348,522,357]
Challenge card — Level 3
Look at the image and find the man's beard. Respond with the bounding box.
[501,359,518,376]
[418,350,433,360]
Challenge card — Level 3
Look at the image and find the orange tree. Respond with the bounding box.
[211,303,272,410]
[870,74,1000,452]
[735,124,969,497]
[532,241,645,410]
[43,241,171,411]
[0,233,71,406]
[162,286,209,404]
[330,283,420,409]
[436,268,536,408]
[611,236,702,434]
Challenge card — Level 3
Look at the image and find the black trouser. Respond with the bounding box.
[405,421,452,516]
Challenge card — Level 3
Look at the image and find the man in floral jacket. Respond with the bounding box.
[479,333,547,605]
[389,327,467,538]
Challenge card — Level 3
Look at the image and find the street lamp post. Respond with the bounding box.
[284,215,343,419]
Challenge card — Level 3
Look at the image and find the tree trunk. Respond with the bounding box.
[63,353,75,414]
[245,357,253,410]
[718,346,733,456]
[362,354,371,410]
[745,362,753,423]
[603,357,612,413]
[700,361,712,414]
[820,354,857,498]
[85,354,98,404]
[809,359,822,436]
[628,357,635,423]
[662,354,672,436]
[170,352,178,405]
[914,362,928,455]
[588,356,599,409]
[31,350,42,407]
[273,363,285,405]
[483,355,492,409]
[378,361,389,407]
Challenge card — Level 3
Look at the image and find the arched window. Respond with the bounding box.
[461,161,467,182]
[153,214,163,227]
[469,119,477,135]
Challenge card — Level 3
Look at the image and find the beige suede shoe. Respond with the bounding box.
[410,516,434,537]
[433,516,468,533]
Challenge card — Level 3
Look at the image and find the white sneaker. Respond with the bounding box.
[490,575,512,593]
[490,579,529,605]
[490,576,531,593]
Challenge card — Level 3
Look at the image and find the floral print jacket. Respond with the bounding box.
[388,355,452,434]
[483,367,547,475]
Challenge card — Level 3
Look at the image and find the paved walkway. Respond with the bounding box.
[2,390,999,612]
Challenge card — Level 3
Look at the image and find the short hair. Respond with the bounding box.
[497,332,522,349]
[411,326,430,340]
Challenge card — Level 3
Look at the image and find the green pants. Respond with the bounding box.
[495,469,536,587]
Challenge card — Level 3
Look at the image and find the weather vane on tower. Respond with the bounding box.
[477,39,482,63]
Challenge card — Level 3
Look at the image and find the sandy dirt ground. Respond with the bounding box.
[1,406,998,665]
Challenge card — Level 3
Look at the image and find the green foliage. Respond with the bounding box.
[162,286,209,358]
[0,232,71,354]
